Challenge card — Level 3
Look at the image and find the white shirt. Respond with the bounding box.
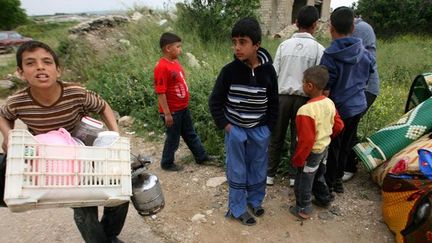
[273,32,324,96]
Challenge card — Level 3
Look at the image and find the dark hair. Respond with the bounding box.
[297,6,320,29]
[303,65,329,90]
[231,17,261,45]
[330,6,354,35]
[159,32,182,49]
[16,40,59,69]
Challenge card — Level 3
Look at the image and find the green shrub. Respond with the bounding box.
[176,0,261,42]
[355,0,432,36]
[0,0,27,30]
[16,21,78,49]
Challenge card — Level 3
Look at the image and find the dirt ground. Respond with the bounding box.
[0,122,395,242]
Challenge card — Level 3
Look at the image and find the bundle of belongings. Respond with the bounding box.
[354,73,432,243]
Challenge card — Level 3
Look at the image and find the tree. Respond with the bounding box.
[355,0,432,36]
[177,0,261,42]
[0,0,27,30]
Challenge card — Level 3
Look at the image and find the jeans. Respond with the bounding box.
[268,95,308,177]
[225,125,270,218]
[294,148,331,214]
[160,108,208,168]
[73,202,129,243]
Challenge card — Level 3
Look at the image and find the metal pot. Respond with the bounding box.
[131,169,165,216]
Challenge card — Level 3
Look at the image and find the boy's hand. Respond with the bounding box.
[164,113,173,127]
[224,124,232,133]
[292,160,305,168]
[2,138,7,154]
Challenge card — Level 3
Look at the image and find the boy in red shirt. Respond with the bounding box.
[289,65,344,219]
[154,32,210,171]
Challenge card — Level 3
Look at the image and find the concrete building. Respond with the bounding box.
[260,0,331,35]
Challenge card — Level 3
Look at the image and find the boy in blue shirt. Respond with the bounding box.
[319,7,375,193]
[343,17,380,181]
[209,17,278,226]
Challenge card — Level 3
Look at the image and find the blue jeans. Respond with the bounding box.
[294,148,332,214]
[160,108,207,168]
[224,125,270,218]
[73,202,129,243]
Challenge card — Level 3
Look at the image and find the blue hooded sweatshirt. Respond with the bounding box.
[320,37,375,119]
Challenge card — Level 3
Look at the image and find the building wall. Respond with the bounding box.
[260,0,331,35]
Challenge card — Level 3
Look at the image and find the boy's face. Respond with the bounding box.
[231,36,259,62]
[165,41,182,60]
[18,47,60,89]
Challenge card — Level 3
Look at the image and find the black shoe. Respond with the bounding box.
[196,155,219,165]
[109,237,125,243]
[312,199,331,208]
[334,179,344,193]
[161,163,184,171]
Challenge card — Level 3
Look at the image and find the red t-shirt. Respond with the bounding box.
[153,58,190,113]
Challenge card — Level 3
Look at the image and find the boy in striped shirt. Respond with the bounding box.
[209,17,278,226]
[0,41,128,243]
[289,65,344,219]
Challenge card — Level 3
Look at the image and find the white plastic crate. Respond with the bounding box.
[4,129,132,212]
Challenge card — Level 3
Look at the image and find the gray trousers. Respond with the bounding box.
[268,95,309,177]
[294,148,332,214]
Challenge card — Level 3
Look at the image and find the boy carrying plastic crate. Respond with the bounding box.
[0,41,128,243]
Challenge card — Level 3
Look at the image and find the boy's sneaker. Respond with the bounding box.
[312,193,334,208]
[312,199,331,208]
[342,171,355,182]
[161,163,184,172]
[289,178,295,187]
[266,176,274,186]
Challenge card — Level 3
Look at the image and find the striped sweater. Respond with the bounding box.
[0,81,106,135]
[209,48,278,130]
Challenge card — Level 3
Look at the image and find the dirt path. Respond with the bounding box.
[0,97,395,242]
[129,135,395,243]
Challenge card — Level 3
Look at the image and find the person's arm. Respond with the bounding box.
[291,114,316,168]
[209,67,230,131]
[320,53,337,96]
[0,116,15,153]
[267,67,279,131]
[99,102,118,132]
[157,94,173,128]
[273,45,282,76]
[331,110,344,139]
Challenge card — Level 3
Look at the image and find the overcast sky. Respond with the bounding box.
[21,0,358,16]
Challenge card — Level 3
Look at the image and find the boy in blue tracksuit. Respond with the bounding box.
[319,7,375,193]
[209,17,278,226]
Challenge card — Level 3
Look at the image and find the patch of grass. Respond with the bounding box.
[358,34,432,139]
[16,21,78,49]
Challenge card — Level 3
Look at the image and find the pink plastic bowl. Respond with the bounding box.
[34,128,80,186]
